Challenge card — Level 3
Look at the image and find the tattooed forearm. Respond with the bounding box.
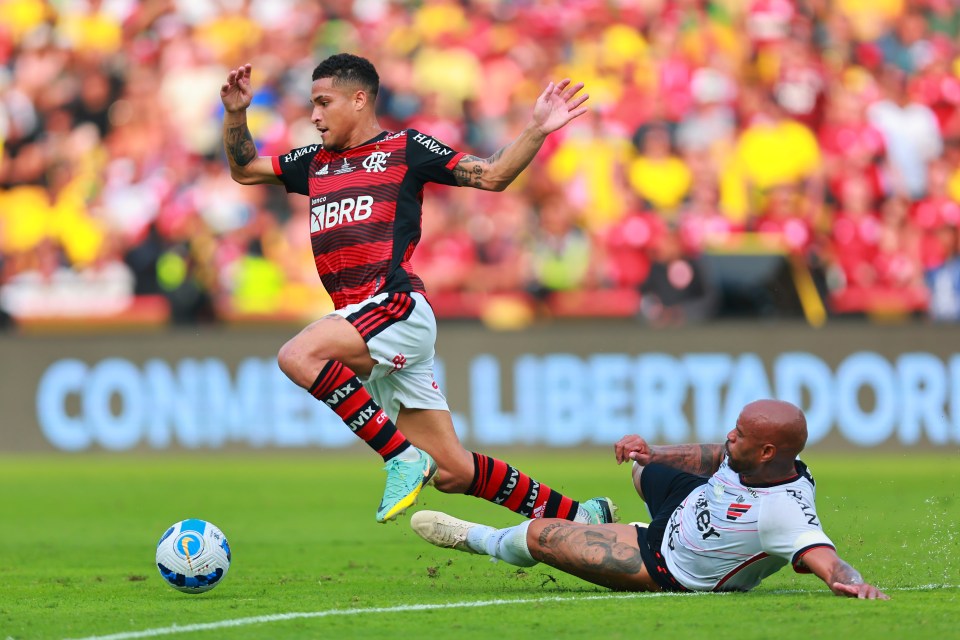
[830,559,864,586]
[453,147,514,189]
[453,155,486,187]
[651,444,725,476]
[225,125,257,167]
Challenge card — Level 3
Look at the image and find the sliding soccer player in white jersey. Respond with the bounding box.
[412,399,888,599]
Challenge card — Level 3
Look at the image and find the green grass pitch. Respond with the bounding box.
[1,449,957,639]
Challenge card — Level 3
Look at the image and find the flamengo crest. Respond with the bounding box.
[363,151,392,173]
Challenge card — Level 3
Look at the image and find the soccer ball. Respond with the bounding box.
[155,519,231,593]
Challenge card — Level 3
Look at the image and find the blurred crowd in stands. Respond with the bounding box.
[2,0,960,329]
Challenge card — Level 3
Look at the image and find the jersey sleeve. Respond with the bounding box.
[758,492,835,574]
[405,129,466,186]
[271,144,320,195]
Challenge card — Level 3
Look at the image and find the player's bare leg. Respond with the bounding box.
[394,408,475,492]
[398,408,616,523]
[279,315,616,524]
[631,460,645,500]
[412,513,658,592]
[278,314,376,384]
[278,314,437,523]
[527,520,661,591]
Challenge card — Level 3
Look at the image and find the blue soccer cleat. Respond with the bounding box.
[578,497,620,524]
[376,450,439,523]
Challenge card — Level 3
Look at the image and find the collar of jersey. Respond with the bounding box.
[334,130,390,154]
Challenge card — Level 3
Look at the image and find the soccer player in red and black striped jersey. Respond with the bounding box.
[220,53,618,525]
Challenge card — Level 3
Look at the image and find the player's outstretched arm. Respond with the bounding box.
[799,547,890,600]
[220,64,282,186]
[615,434,725,476]
[453,79,588,191]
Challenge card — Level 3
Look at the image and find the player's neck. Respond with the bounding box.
[340,120,385,151]
[739,461,799,486]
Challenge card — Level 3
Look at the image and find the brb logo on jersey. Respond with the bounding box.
[311,195,374,232]
[363,151,392,173]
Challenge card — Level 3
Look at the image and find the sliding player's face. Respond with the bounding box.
[724,421,763,475]
[310,78,363,152]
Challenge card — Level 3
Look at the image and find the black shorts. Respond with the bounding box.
[634,463,709,592]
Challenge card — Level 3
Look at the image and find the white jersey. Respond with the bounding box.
[662,457,834,592]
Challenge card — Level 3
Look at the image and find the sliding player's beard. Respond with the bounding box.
[724,441,752,475]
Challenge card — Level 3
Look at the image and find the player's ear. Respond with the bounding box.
[760,443,777,463]
[354,89,367,111]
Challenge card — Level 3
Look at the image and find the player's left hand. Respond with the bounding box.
[531,79,589,135]
[614,434,653,465]
[831,582,890,600]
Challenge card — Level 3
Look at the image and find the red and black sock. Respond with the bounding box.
[309,361,410,461]
[466,452,579,519]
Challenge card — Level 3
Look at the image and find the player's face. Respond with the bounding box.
[724,422,763,475]
[310,78,361,152]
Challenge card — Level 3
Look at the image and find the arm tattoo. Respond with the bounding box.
[225,125,257,167]
[453,154,487,187]
[830,559,864,586]
[652,444,725,476]
[453,148,506,188]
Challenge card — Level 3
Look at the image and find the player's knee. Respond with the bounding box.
[277,339,300,377]
[277,337,320,388]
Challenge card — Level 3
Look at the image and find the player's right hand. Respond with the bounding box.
[221,64,254,112]
[614,434,653,465]
[831,582,890,600]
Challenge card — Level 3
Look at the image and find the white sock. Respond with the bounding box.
[465,524,496,554]
[486,521,538,567]
[394,446,421,463]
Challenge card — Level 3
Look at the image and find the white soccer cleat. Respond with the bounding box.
[410,510,485,555]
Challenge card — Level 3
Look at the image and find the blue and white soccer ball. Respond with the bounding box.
[155,519,231,593]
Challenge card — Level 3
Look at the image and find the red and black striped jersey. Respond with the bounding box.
[272,129,465,309]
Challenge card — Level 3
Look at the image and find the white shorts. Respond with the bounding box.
[332,291,449,420]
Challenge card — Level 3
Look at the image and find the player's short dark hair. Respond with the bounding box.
[312,53,379,98]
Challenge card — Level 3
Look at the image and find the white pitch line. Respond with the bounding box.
[63,592,702,640]
[66,585,957,640]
